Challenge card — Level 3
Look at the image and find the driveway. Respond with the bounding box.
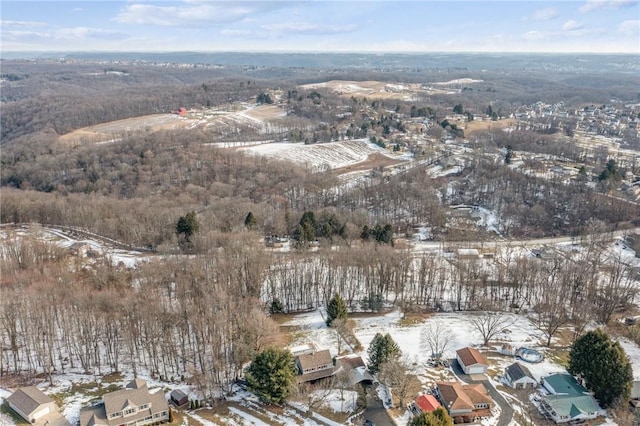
[361,383,396,426]
[450,360,514,426]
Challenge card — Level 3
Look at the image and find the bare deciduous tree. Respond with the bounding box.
[468,311,516,346]
[420,322,453,362]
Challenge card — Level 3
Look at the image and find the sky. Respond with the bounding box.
[1,0,639,53]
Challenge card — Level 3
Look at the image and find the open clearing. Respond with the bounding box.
[464,118,516,134]
[58,114,194,146]
[301,80,443,100]
[57,104,289,147]
[240,138,410,172]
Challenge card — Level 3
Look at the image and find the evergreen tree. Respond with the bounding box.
[568,329,633,407]
[598,159,621,181]
[326,293,348,326]
[293,211,317,246]
[176,211,199,242]
[257,93,273,104]
[453,104,464,114]
[269,298,285,314]
[246,347,298,404]
[244,211,258,230]
[367,333,400,374]
[408,408,454,426]
[504,145,513,165]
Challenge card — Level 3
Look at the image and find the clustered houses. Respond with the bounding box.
[4,381,169,426]
[406,345,612,425]
[511,100,640,139]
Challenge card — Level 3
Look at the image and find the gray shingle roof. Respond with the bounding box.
[6,386,53,416]
[296,350,332,373]
[506,362,534,382]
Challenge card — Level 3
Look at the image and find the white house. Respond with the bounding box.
[456,347,488,375]
[502,362,537,389]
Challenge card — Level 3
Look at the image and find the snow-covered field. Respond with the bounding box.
[241,139,405,171]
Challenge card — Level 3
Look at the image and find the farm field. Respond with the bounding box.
[56,104,290,147]
[299,78,485,100]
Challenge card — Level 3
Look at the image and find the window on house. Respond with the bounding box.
[110,412,121,418]
[139,404,148,410]
[124,407,136,416]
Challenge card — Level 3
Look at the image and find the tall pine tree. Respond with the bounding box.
[367,332,400,374]
[568,329,632,407]
[326,293,348,327]
[246,347,298,404]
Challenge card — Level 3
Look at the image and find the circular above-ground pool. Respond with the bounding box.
[516,347,543,363]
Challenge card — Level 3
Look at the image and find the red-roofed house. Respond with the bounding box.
[415,394,441,413]
[456,347,488,375]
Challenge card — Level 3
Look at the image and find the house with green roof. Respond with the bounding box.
[539,373,602,424]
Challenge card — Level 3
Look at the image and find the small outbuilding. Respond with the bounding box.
[502,362,537,389]
[170,389,189,408]
[456,347,488,375]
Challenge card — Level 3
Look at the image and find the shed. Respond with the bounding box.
[6,387,58,424]
[503,362,537,389]
[456,347,488,375]
[170,389,189,408]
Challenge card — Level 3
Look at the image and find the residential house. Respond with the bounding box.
[335,354,373,386]
[435,381,492,423]
[294,348,338,383]
[414,394,441,413]
[456,347,488,375]
[539,373,600,424]
[6,386,70,425]
[502,362,537,389]
[79,379,169,426]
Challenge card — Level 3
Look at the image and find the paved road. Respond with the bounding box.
[450,359,514,426]
[361,384,396,426]
[412,226,640,254]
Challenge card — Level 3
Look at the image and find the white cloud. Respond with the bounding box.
[532,7,558,21]
[1,20,48,28]
[562,20,584,31]
[261,22,357,36]
[114,1,284,26]
[579,0,636,13]
[55,27,128,40]
[521,30,548,41]
[72,8,82,13]
[618,19,640,36]
[3,27,128,43]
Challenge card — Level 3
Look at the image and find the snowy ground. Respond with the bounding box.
[284,307,638,425]
[241,139,408,171]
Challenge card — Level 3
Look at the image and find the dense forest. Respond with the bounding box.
[1,57,639,394]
